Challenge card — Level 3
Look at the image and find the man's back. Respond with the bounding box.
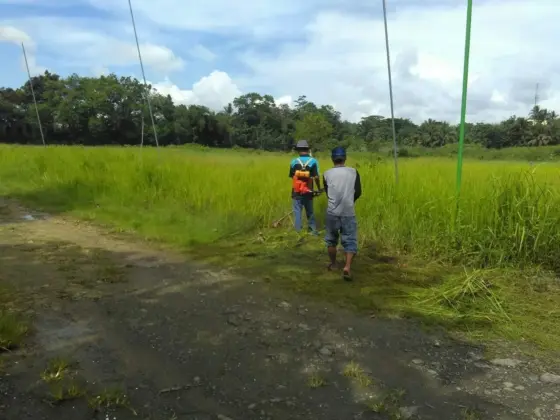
[323,166,360,217]
[290,155,318,173]
[289,155,319,197]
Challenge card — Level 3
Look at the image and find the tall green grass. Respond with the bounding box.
[1,145,560,269]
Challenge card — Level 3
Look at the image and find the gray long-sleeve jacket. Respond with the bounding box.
[322,166,362,217]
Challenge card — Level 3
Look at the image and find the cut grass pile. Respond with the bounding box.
[0,144,559,355]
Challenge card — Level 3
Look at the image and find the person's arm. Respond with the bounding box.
[288,161,295,178]
[323,175,328,197]
[311,159,321,190]
[354,170,362,201]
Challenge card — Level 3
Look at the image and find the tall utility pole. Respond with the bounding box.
[534,83,539,108]
[128,0,159,148]
[140,115,144,147]
[22,42,46,146]
[455,0,473,199]
[382,0,399,185]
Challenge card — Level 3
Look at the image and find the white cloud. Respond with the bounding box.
[60,34,185,74]
[88,0,336,36]
[234,0,560,123]
[19,53,46,76]
[0,17,185,74]
[275,95,293,107]
[0,25,33,45]
[0,25,45,75]
[151,75,294,112]
[129,43,185,72]
[91,65,110,77]
[490,90,507,105]
[3,0,560,123]
[0,0,76,4]
[151,70,241,111]
[189,45,216,62]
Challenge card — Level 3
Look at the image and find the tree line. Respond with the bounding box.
[1,71,559,151]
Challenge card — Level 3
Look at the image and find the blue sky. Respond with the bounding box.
[1,0,560,123]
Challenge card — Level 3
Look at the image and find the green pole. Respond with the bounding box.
[456,0,473,196]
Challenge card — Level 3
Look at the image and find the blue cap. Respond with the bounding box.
[331,146,346,159]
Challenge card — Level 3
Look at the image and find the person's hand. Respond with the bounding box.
[313,189,325,196]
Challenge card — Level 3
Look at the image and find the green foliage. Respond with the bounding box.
[2,145,560,271]
[2,71,559,151]
[294,113,334,151]
[0,311,28,350]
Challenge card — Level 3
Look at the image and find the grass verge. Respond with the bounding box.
[192,230,560,360]
[2,146,560,269]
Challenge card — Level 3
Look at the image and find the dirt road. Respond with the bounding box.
[1,199,559,420]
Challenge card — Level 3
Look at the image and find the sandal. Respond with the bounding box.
[327,263,338,271]
[342,269,352,281]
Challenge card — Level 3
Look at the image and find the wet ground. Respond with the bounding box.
[1,199,559,420]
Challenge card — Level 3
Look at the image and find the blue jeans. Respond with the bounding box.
[324,214,358,253]
[292,196,317,233]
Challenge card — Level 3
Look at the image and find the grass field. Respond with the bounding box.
[1,144,560,357]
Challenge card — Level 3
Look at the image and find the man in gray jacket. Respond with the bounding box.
[322,146,362,281]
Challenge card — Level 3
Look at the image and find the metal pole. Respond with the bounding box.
[140,115,144,147]
[383,0,399,184]
[21,42,45,146]
[382,0,399,184]
[534,83,539,108]
[128,0,159,148]
[456,0,473,198]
